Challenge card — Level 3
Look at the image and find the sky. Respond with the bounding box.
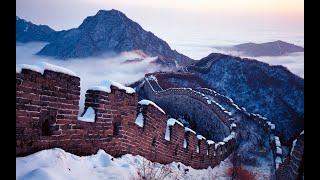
[16,0,304,48]
[16,0,304,29]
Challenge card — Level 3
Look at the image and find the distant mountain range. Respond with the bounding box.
[217,40,304,57]
[16,10,193,68]
[186,53,304,142]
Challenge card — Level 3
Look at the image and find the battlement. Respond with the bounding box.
[16,63,237,169]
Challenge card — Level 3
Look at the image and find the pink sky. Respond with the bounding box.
[16,0,303,31]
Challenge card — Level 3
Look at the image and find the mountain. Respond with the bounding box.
[16,16,57,43]
[186,53,304,143]
[35,9,193,68]
[218,40,304,57]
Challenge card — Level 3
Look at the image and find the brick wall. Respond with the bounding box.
[16,68,236,169]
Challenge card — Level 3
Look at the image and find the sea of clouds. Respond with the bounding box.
[16,42,163,113]
[16,38,304,113]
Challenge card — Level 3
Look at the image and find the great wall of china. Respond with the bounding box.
[16,63,303,177]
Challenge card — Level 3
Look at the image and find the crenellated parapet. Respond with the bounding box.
[16,63,238,170]
[143,75,232,141]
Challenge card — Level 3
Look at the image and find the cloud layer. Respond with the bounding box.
[16,42,162,113]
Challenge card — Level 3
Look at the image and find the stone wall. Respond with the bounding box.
[16,68,237,169]
[276,132,304,180]
[143,76,231,141]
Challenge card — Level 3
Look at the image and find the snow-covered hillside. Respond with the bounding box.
[16,148,233,180]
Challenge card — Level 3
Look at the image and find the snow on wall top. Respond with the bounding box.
[290,139,297,156]
[78,107,96,122]
[276,146,282,155]
[167,118,184,127]
[135,113,144,127]
[145,75,158,81]
[89,80,135,94]
[207,140,215,145]
[184,127,196,134]
[223,132,236,143]
[230,123,237,128]
[16,62,77,77]
[138,99,165,114]
[275,136,281,147]
[196,135,206,140]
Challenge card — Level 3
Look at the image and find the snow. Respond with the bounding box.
[275,156,282,169]
[196,146,200,153]
[165,118,183,141]
[224,110,232,116]
[276,147,282,155]
[290,139,297,156]
[183,139,188,148]
[16,64,42,74]
[146,75,157,81]
[184,127,196,134]
[300,130,304,135]
[88,86,110,92]
[214,144,220,150]
[230,123,237,128]
[206,140,215,145]
[135,113,144,127]
[233,103,242,111]
[275,136,281,147]
[196,135,206,140]
[16,148,233,180]
[89,80,135,94]
[16,62,77,77]
[215,142,225,149]
[270,123,275,130]
[223,132,236,143]
[206,99,226,111]
[138,100,165,114]
[167,118,184,127]
[165,125,171,141]
[78,107,96,122]
[207,100,212,105]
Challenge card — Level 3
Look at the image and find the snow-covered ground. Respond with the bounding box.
[16,148,233,180]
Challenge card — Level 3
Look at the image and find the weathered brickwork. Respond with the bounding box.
[16,68,236,169]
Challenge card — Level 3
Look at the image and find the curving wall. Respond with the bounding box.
[143,74,232,141]
[16,67,237,169]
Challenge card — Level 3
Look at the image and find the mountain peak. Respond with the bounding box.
[97,9,123,14]
[33,9,193,67]
[78,9,129,30]
[96,9,126,17]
